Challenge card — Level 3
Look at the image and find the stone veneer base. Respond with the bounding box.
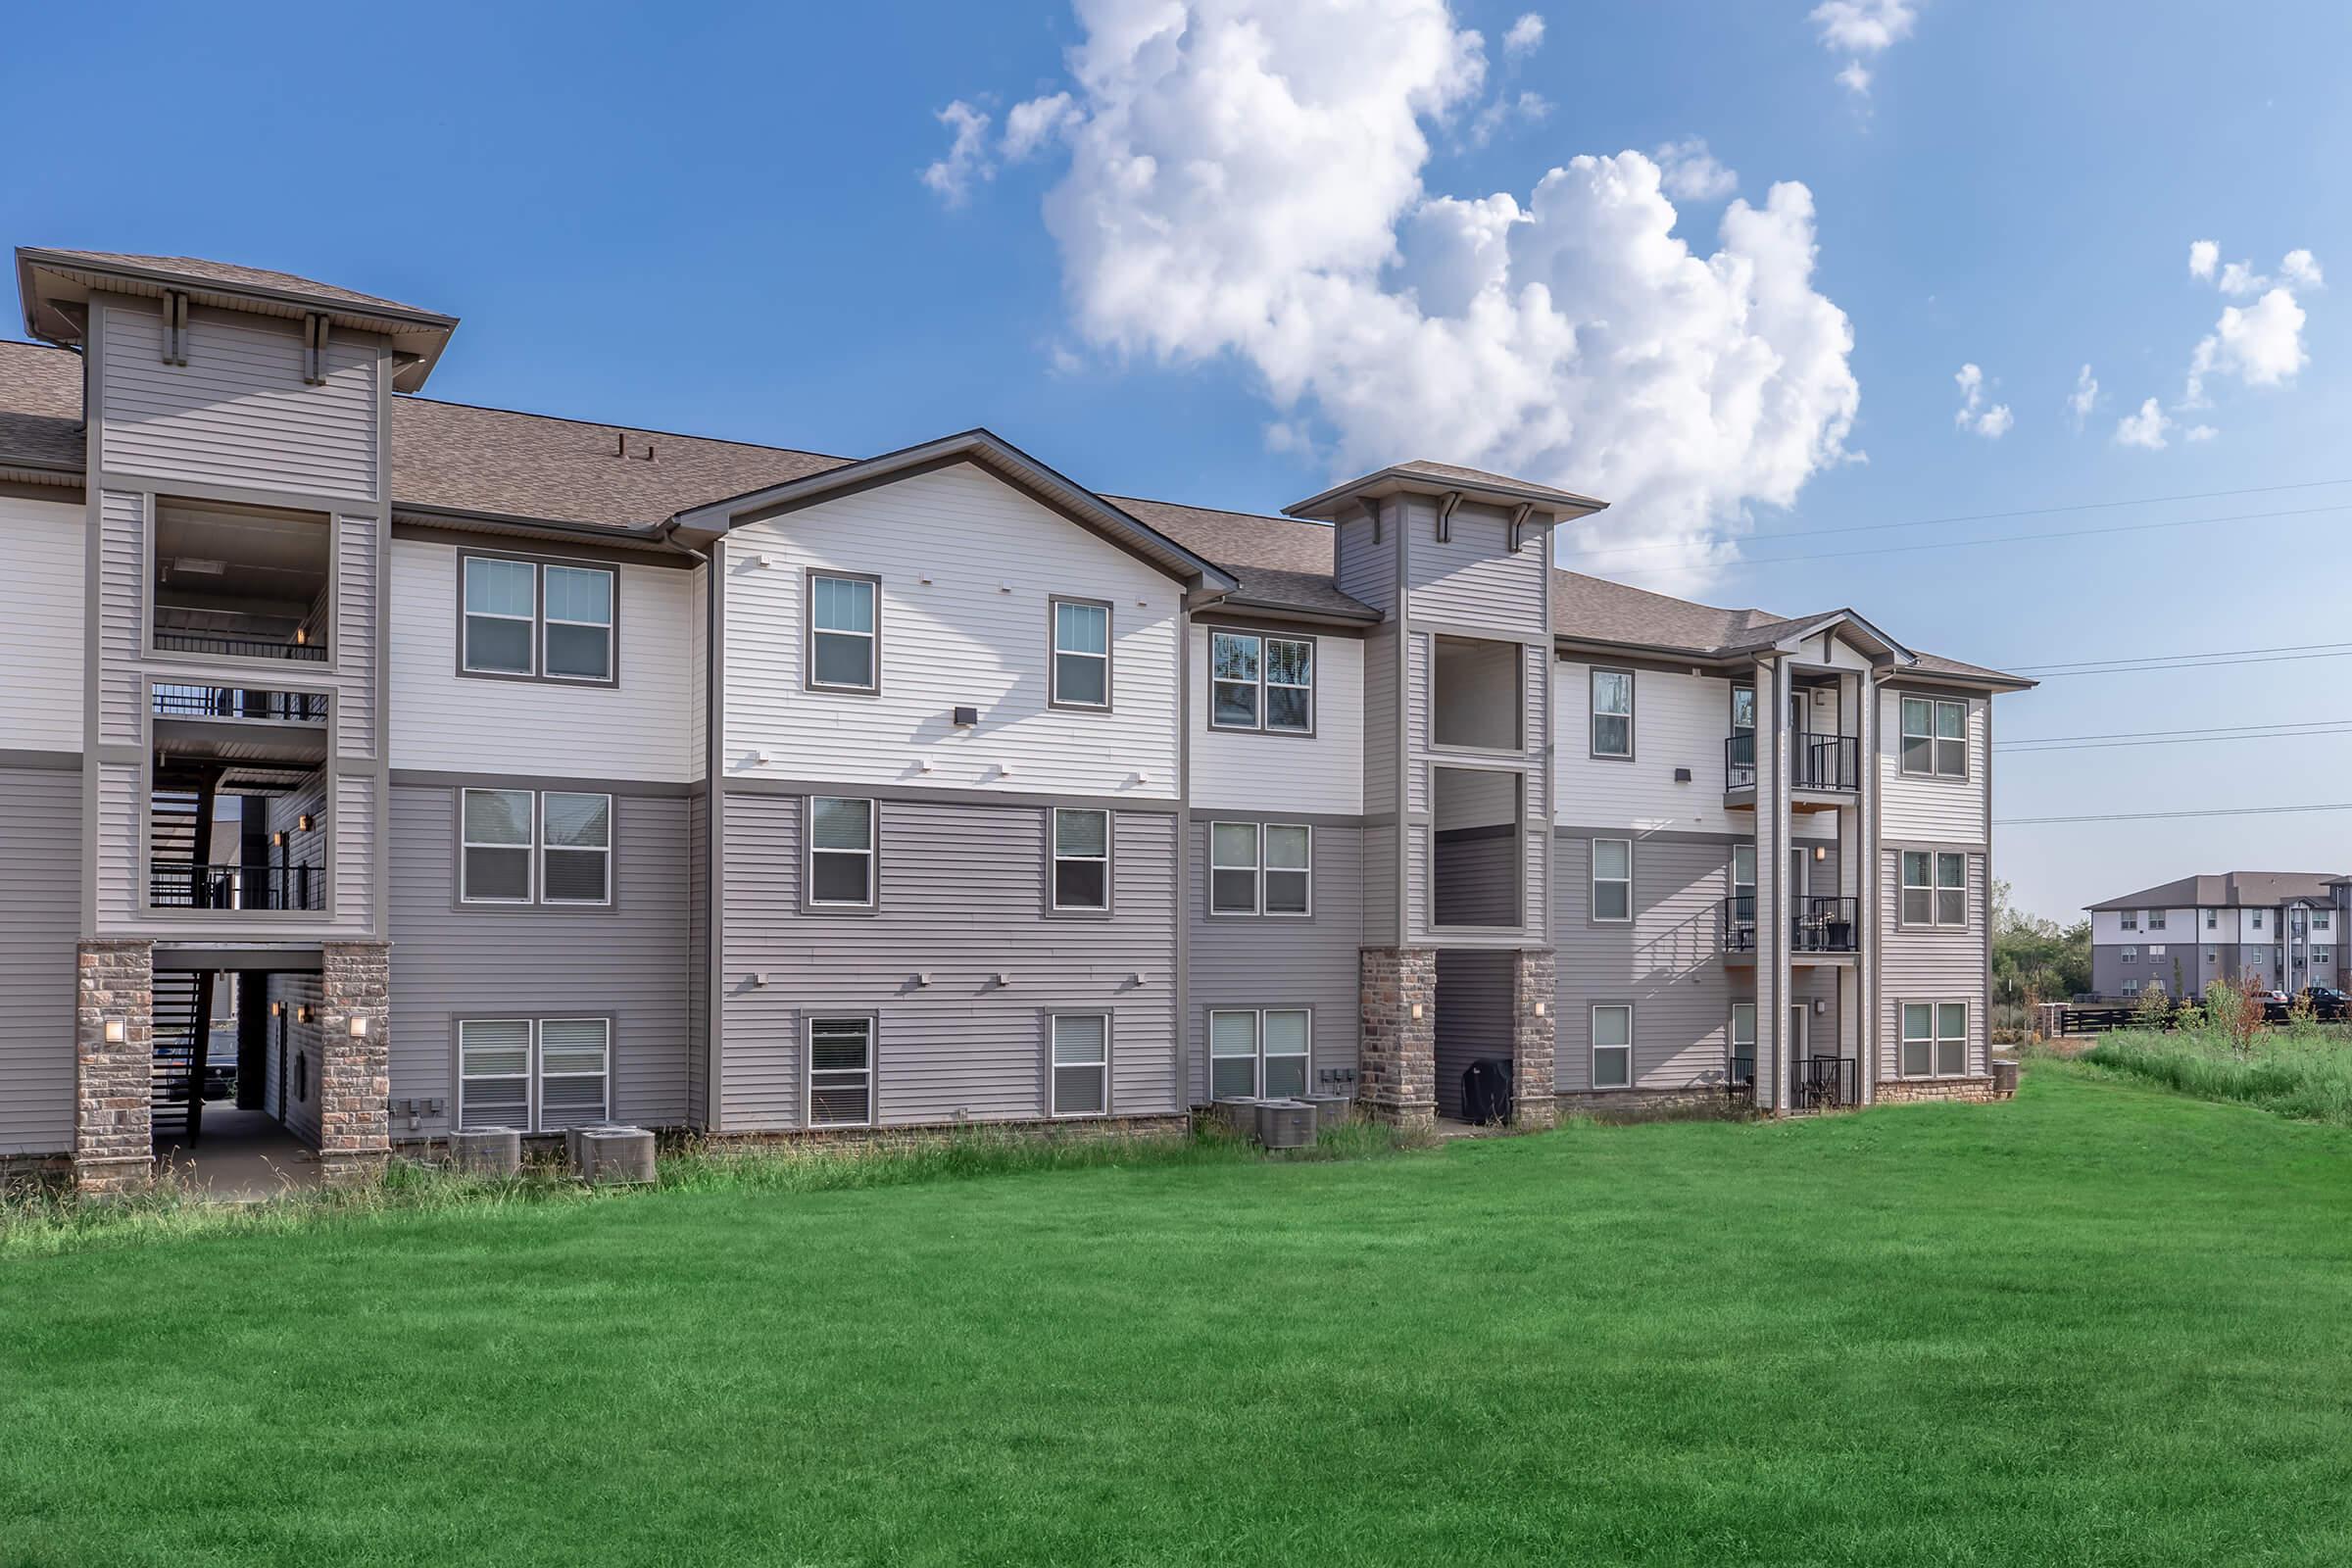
[1358,947,1438,1131]
[1555,1087,1754,1122]
[691,1113,1193,1153]
[1873,1076,2007,1105]
[75,939,155,1195]
[318,942,393,1188]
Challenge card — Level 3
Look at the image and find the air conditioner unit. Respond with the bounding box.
[579,1126,658,1186]
[1210,1098,1260,1138]
[449,1127,521,1179]
[564,1121,628,1174]
[1301,1094,1350,1133]
[1253,1100,1316,1151]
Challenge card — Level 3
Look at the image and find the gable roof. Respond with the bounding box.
[1286,458,1606,518]
[0,339,82,477]
[2086,871,2346,911]
[21,249,442,318]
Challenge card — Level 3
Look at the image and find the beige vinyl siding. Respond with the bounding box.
[388,540,696,780]
[1552,834,1742,1092]
[1186,821,1362,1103]
[0,767,78,1153]
[1401,495,1547,629]
[1879,847,1989,1079]
[387,786,694,1137]
[1188,626,1363,814]
[723,464,1182,799]
[1880,690,1987,845]
[0,495,84,752]
[98,298,380,501]
[720,792,1180,1130]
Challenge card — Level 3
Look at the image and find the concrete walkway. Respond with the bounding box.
[154,1105,320,1201]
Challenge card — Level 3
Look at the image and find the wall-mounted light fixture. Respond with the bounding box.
[297,1004,314,1024]
[347,1015,369,1039]
[1534,1001,1547,1018]
[749,972,768,988]
[1814,845,1828,862]
[1410,1002,1425,1020]
[102,1018,126,1045]
[271,831,287,849]
[1813,998,1828,1017]
[297,813,315,832]
[270,1001,283,1018]
[994,972,1014,987]
[294,627,309,646]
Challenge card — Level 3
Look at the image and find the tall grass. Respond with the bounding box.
[2081,1025,2352,1126]
[1,1112,1431,1260]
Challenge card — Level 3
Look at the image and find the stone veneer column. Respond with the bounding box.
[1510,947,1558,1129]
[75,939,155,1195]
[318,941,392,1186]
[1358,947,1437,1128]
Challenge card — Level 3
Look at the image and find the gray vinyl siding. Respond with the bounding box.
[265,972,325,1147]
[1433,948,1514,1117]
[1878,848,1989,1078]
[1433,828,1517,926]
[387,786,693,1135]
[1552,833,1741,1092]
[720,793,1180,1130]
[1333,507,1396,613]
[686,791,710,1128]
[1186,821,1362,1104]
[1400,496,1547,629]
[0,767,79,1154]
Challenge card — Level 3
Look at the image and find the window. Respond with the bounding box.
[462,555,617,683]
[2120,910,2138,931]
[2148,908,2167,930]
[542,565,614,681]
[1052,808,1110,911]
[1209,630,1314,733]
[1051,1014,1110,1116]
[2205,950,2217,963]
[2318,947,2334,966]
[1210,822,1259,914]
[1207,1007,1312,1100]
[1264,825,1311,915]
[2316,911,2333,933]
[1208,821,1309,915]
[1591,668,1634,759]
[458,1017,608,1132]
[1936,853,1966,927]
[1592,1004,1633,1089]
[1899,697,1968,778]
[1901,851,1967,927]
[2206,909,2218,930]
[462,558,535,674]
[1051,599,1111,709]
[2119,978,2140,998]
[541,793,612,905]
[1592,839,1632,921]
[808,572,879,693]
[2252,910,2265,931]
[1936,1003,1967,1076]
[1729,1002,1756,1071]
[807,1016,874,1127]
[461,788,534,904]
[2121,947,2137,963]
[808,797,876,907]
[2147,944,2167,959]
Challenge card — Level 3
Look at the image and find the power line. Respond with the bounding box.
[1706,501,2352,570]
[1555,476,2352,562]
[2002,726,2352,756]
[2000,717,2352,747]
[2026,648,2352,679]
[2011,640,2352,673]
[1996,802,2352,826]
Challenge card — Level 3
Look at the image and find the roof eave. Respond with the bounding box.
[1282,466,1609,521]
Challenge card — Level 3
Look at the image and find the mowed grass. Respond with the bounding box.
[7,1069,2352,1566]
[2083,1025,2352,1126]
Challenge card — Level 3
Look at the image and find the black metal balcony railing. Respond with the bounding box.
[150,687,327,722]
[149,862,324,912]
[1721,895,1860,955]
[1724,730,1861,793]
[1800,1054,1857,1109]
[155,631,327,663]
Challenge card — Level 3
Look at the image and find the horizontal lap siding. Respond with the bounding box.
[1403,499,1545,629]
[100,300,378,501]
[1879,849,1988,1079]
[1880,691,1987,845]
[1434,949,1513,1117]
[1555,661,1744,832]
[387,541,696,780]
[1189,627,1363,814]
[0,770,78,1153]
[721,793,1180,1130]
[1553,834,1740,1092]
[687,792,710,1127]
[0,497,83,752]
[388,787,693,1134]
[1186,821,1362,1103]
[265,973,325,1146]
[98,492,143,745]
[335,517,376,754]
[723,465,1180,799]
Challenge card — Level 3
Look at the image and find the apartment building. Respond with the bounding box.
[0,248,2032,1191]
[2085,872,2347,999]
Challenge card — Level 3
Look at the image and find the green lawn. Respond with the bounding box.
[8,1068,2352,1566]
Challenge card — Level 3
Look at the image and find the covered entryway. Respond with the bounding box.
[147,945,329,1198]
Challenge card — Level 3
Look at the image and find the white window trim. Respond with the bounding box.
[1897,1000,1971,1079]
[460,787,535,906]
[457,1017,611,1134]
[808,796,878,909]
[806,1014,876,1129]
[1591,1003,1634,1089]
[1050,599,1113,710]
[1205,1006,1312,1100]
[1050,807,1111,913]
[807,571,881,695]
[539,564,617,684]
[2121,946,2137,962]
[461,556,537,677]
[1049,1012,1113,1118]
[1592,838,1633,923]
[1263,822,1313,917]
[1898,696,1969,779]
[1209,820,1314,917]
[540,791,613,907]
[1590,667,1635,760]
[1899,850,1968,929]
[1207,629,1316,735]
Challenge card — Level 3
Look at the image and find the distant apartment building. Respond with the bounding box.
[0,247,2034,1192]
[2085,872,2348,999]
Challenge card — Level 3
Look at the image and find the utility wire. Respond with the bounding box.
[2002,726,2352,756]
[2025,648,2352,679]
[1997,803,2352,826]
[2011,640,2352,673]
[1555,476,2352,562]
[1685,501,2352,570]
[2000,717,2352,747]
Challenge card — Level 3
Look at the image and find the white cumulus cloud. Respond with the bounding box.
[2281,248,2325,287]
[1952,363,2012,438]
[2066,364,2098,429]
[1503,12,1545,57]
[2114,397,2171,450]
[1654,137,1739,202]
[2188,239,2218,280]
[1811,0,1916,95]
[1004,92,1082,161]
[920,100,995,205]
[931,0,1860,586]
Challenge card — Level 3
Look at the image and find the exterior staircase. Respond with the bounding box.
[151,969,205,1142]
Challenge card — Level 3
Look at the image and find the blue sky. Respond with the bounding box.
[6,0,2350,922]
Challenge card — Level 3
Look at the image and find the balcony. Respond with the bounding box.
[1721,896,1860,959]
[1725,731,1861,798]
[152,686,327,722]
[153,497,330,665]
[148,861,323,912]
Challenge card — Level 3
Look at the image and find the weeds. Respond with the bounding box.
[2081,1026,2352,1127]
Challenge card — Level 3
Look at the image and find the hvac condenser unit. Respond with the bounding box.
[1211,1098,1261,1138]
[449,1127,521,1178]
[1253,1100,1316,1151]
[580,1127,659,1186]
[1302,1094,1350,1133]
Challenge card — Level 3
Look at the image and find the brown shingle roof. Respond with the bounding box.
[24,249,446,320]
[1391,459,1606,509]
[1108,495,1371,617]
[2087,872,2344,911]
[0,339,81,471]
[1549,568,1795,652]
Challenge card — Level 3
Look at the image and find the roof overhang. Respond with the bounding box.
[1282,466,1608,522]
[16,248,460,392]
[664,429,1242,595]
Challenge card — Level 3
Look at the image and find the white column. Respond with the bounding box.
[1756,655,1793,1114]
[1856,667,1879,1104]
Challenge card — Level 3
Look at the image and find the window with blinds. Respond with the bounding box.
[1207,1007,1311,1100]
[537,1019,611,1129]
[808,1016,874,1127]
[458,1018,532,1130]
[1209,1009,1258,1099]
[1051,1014,1109,1116]
[542,793,612,905]
[458,1017,610,1132]
[1052,808,1109,911]
[461,788,534,903]
[808,798,876,906]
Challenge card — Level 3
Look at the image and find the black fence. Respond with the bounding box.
[1723,730,1861,792]
[148,862,324,911]
[150,686,326,721]
[1721,895,1859,955]
[154,631,326,663]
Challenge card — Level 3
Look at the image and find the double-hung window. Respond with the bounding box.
[1209,630,1313,733]
[541,792,612,905]
[2148,908,2167,930]
[461,789,612,906]
[1051,599,1111,709]
[1592,839,1632,921]
[2121,910,2138,931]
[808,572,879,693]
[1899,697,1968,778]
[1208,822,1310,915]
[1936,852,1966,926]
[1591,669,1635,759]
[462,555,617,683]
[1207,1007,1311,1100]
[808,797,876,907]
[461,788,535,904]
[1729,1003,1757,1079]
[1050,1013,1110,1116]
[807,1016,874,1127]
[1592,1004,1634,1089]
[1052,808,1110,911]
[1899,1003,1964,1076]
[457,1017,610,1132]
[1900,851,1967,927]
[2120,946,2137,963]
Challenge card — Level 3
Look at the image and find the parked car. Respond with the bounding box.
[2257,991,2293,1023]
[2295,987,2350,1021]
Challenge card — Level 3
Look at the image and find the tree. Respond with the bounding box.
[2204,975,2264,1061]
[1992,879,2092,1003]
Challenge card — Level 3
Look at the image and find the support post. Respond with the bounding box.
[1358,946,1437,1129]
[75,939,154,1195]
[1510,947,1557,1129]
[317,941,392,1186]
